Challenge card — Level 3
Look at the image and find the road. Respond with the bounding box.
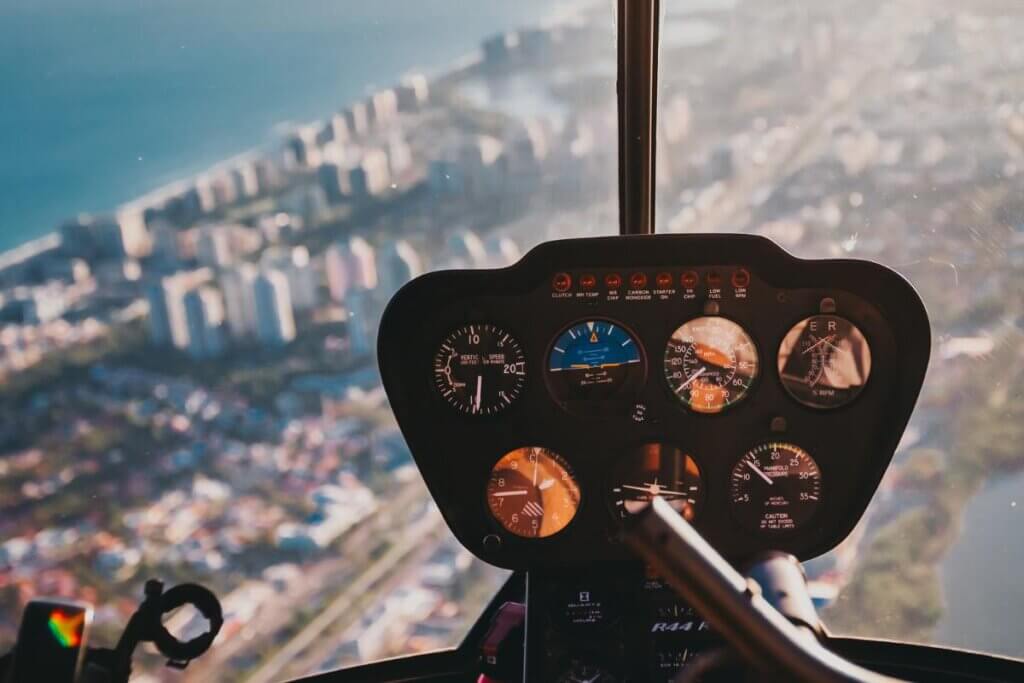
[244,503,447,683]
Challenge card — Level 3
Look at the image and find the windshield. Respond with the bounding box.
[1,0,1021,679]
[0,1,614,679]
[658,0,1024,659]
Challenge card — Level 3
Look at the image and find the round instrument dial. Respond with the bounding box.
[664,317,759,413]
[608,444,704,522]
[433,324,526,415]
[546,319,645,413]
[778,315,872,409]
[730,443,822,533]
[486,447,580,538]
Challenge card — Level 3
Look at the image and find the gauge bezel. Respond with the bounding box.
[430,322,529,417]
[662,314,762,415]
[544,317,648,417]
[483,446,583,540]
[728,442,824,535]
[776,313,873,411]
[604,441,707,524]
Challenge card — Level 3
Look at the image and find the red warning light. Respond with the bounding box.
[731,268,751,288]
[552,272,572,292]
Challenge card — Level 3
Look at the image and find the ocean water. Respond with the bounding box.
[0,0,557,253]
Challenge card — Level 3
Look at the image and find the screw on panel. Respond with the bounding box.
[770,416,787,432]
[483,534,502,552]
[820,297,837,313]
[704,301,720,315]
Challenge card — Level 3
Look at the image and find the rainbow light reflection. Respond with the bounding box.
[47,610,84,648]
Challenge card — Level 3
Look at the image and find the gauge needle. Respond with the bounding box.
[474,375,482,410]
[802,335,836,355]
[677,367,707,392]
[822,338,850,355]
[746,460,774,485]
[492,490,529,497]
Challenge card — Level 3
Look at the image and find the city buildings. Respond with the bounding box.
[254,269,297,347]
[219,263,259,340]
[183,286,227,360]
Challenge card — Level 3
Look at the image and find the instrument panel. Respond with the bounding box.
[377,234,930,569]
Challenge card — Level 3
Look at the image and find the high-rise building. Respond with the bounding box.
[346,287,373,358]
[379,240,423,295]
[262,246,319,311]
[342,102,371,138]
[318,115,351,147]
[209,172,239,207]
[254,269,297,347]
[349,149,391,198]
[149,220,183,269]
[145,269,212,349]
[59,209,151,260]
[285,127,320,169]
[183,286,227,359]
[395,74,429,112]
[348,236,378,290]
[231,162,260,199]
[384,135,413,179]
[324,242,349,302]
[196,225,234,269]
[254,159,284,193]
[181,178,218,221]
[485,236,521,267]
[325,236,377,301]
[428,135,503,197]
[145,280,173,346]
[446,230,488,268]
[368,89,398,127]
[219,263,259,339]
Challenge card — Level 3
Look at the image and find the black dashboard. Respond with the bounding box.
[377,234,930,571]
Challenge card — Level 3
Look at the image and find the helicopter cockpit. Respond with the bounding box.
[2,1,1024,682]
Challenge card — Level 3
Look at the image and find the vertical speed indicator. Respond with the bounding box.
[433,324,526,415]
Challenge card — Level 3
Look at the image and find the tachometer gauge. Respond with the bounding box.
[546,319,645,412]
[778,315,871,409]
[486,447,580,538]
[730,443,822,533]
[433,324,526,415]
[609,444,704,521]
[664,317,758,413]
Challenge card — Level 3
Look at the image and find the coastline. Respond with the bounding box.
[0,0,572,260]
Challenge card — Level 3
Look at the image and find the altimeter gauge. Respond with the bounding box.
[777,315,871,409]
[486,447,580,538]
[433,324,526,415]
